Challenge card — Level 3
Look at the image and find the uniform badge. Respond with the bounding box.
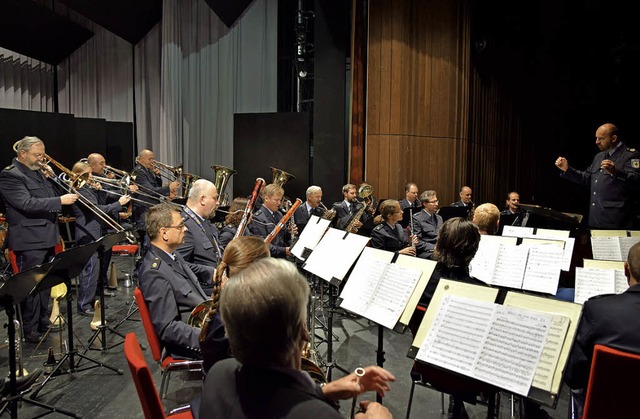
[632,159,640,169]
[151,257,161,269]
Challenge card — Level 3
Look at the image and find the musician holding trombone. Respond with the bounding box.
[0,136,79,343]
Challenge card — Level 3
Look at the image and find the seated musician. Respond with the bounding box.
[411,190,442,259]
[247,184,293,258]
[500,191,525,221]
[399,182,420,210]
[71,162,131,316]
[199,236,270,373]
[218,197,249,251]
[472,203,500,235]
[176,179,221,295]
[371,199,416,256]
[294,185,325,234]
[200,257,395,418]
[333,183,370,232]
[138,203,215,360]
[565,242,640,418]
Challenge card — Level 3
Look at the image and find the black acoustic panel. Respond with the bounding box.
[0,0,93,65]
[59,0,162,44]
[0,108,76,170]
[234,113,310,203]
[106,122,135,172]
[203,0,255,28]
[74,117,107,165]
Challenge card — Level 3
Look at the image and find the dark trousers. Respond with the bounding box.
[77,252,99,312]
[15,247,55,333]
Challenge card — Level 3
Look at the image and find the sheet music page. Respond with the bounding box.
[395,256,437,326]
[521,245,564,294]
[491,244,528,289]
[364,264,423,329]
[631,231,640,237]
[470,235,517,284]
[620,237,640,261]
[590,229,628,237]
[590,236,622,261]
[291,216,331,260]
[502,226,535,238]
[583,259,625,270]
[574,267,616,304]
[416,295,494,376]
[339,247,395,313]
[561,237,575,272]
[535,228,571,239]
[474,305,552,396]
[303,228,369,282]
[531,315,570,392]
[503,292,582,396]
[522,237,573,271]
[614,270,629,294]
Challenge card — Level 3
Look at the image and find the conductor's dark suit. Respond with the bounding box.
[138,244,213,359]
[293,203,325,234]
[248,208,288,257]
[560,142,640,229]
[0,158,63,334]
[411,210,442,259]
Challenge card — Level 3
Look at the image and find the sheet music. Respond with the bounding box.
[631,231,640,237]
[591,236,622,261]
[521,245,564,294]
[366,264,423,329]
[522,237,574,272]
[417,295,494,375]
[491,244,528,289]
[473,305,551,396]
[395,255,437,326]
[583,259,625,270]
[417,295,551,396]
[574,267,616,304]
[291,215,331,260]
[535,228,571,239]
[620,237,640,261]
[303,227,370,282]
[502,226,535,238]
[469,235,518,284]
[614,270,629,293]
[531,315,570,392]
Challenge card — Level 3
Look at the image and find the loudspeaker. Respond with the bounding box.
[203,0,255,28]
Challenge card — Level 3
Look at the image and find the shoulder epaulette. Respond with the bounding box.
[374,224,384,231]
[628,148,636,152]
[150,257,162,270]
[3,165,14,171]
[253,209,263,217]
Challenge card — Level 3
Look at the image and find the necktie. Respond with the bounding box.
[350,203,357,214]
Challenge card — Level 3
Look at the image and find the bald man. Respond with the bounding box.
[556,123,640,229]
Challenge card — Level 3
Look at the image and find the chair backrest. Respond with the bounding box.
[583,344,640,419]
[124,332,166,419]
[133,287,164,363]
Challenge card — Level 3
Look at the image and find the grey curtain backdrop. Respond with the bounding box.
[0,0,277,187]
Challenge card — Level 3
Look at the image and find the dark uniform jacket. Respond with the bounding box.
[138,244,212,359]
[566,285,640,393]
[218,224,252,251]
[248,207,289,257]
[333,200,372,232]
[294,203,325,234]
[371,222,410,253]
[200,358,341,419]
[176,207,221,268]
[73,185,125,245]
[131,163,170,227]
[0,158,61,251]
[560,142,640,228]
[411,210,442,259]
[399,198,420,210]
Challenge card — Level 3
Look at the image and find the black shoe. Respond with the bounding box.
[103,290,117,297]
[0,369,43,397]
[24,331,43,343]
[78,309,95,317]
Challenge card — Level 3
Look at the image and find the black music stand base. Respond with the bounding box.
[325,283,350,381]
[0,304,80,419]
[30,280,123,400]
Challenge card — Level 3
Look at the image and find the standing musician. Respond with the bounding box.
[411,190,442,260]
[247,184,294,258]
[176,179,221,296]
[218,197,250,251]
[0,136,79,343]
[294,185,325,234]
[555,123,640,229]
[333,183,371,232]
[138,203,215,360]
[71,162,130,316]
[399,182,420,210]
[371,199,417,256]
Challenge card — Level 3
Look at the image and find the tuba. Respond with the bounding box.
[211,165,237,207]
[270,167,296,188]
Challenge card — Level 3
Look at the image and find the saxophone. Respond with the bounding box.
[345,184,374,233]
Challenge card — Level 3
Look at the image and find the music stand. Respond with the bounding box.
[29,241,123,400]
[85,231,136,352]
[437,205,470,222]
[518,204,582,230]
[0,260,79,418]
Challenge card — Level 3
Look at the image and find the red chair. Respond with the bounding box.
[124,333,193,419]
[133,287,203,399]
[582,344,640,419]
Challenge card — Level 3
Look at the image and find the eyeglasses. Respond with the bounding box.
[164,223,185,230]
[25,151,44,159]
[427,200,439,204]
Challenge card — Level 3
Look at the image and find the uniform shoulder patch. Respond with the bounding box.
[631,158,640,169]
[374,224,384,231]
[3,165,14,170]
[150,257,162,270]
[628,148,636,152]
[253,209,263,217]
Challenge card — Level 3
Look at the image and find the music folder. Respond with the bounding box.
[408,279,582,407]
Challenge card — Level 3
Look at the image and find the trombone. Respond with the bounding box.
[136,157,198,199]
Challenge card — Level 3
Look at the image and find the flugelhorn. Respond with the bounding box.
[212,165,237,207]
